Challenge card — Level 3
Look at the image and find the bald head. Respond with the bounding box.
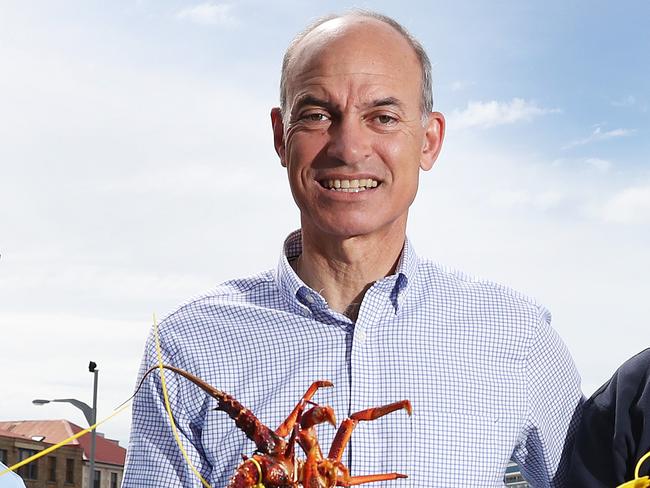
[279,11,433,124]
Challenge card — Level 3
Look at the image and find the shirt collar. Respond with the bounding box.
[275,230,312,314]
[275,230,419,315]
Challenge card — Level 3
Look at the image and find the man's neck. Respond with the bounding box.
[293,223,406,321]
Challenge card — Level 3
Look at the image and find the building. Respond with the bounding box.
[0,420,125,488]
[504,461,530,487]
[0,426,83,487]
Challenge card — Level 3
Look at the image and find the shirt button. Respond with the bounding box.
[305,294,315,303]
[356,329,366,342]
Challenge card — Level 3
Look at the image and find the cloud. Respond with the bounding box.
[176,2,237,26]
[563,126,635,149]
[552,157,613,173]
[488,189,565,212]
[448,98,560,130]
[584,157,612,172]
[611,95,637,107]
[450,80,475,92]
[600,185,650,224]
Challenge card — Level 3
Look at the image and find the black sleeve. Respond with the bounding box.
[568,348,650,487]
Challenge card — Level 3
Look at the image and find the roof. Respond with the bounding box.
[0,427,33,441]
[0,420,125,466]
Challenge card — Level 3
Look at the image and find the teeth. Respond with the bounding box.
[321,178,379,191]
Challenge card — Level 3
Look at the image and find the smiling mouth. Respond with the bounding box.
[319,178,380,192]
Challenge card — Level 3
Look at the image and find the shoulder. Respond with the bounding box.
[591,348,650,408]
[414,258,549,323]
[156,270,277,334]
[615,348,650,380]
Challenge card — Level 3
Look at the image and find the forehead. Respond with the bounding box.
[287,18,422,104]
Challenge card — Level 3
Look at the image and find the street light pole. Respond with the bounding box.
[88,362,98,488]
[32,361,99,488]
[31,398,93,425]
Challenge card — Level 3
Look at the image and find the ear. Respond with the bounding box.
[271,107,287,167]
[419,111,445,171]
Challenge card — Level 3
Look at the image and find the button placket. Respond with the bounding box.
[355,328,366,343]
[348,283,391,478]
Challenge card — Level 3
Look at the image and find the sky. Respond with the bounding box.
[1,0,649,450]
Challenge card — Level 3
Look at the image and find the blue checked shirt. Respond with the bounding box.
[123,231,582,487]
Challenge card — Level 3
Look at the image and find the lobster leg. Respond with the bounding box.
[301,445,339,487]
[282,394,335,466]
[328,400,412,462]
[294,405,337,461]
[301,405,337,430]
[339,473,408,486]
[275,380,333,437]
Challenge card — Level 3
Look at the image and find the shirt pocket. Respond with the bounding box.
[412,408,505,486]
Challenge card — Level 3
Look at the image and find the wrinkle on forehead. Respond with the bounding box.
[297,69,390,81]
[292,85,407,115]
[294,67,415,113]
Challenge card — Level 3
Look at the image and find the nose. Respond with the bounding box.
[326,116,371,165]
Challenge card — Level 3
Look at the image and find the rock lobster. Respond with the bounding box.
[140,365,411,487]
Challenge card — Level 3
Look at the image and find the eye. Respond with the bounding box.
[302,112,329,122]
[374,114,398,126]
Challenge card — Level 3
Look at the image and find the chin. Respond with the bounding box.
[307,214,404,241]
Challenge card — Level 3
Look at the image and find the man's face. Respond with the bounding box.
[272,18,444,240]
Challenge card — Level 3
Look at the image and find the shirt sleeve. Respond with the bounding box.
[121,325,213,488]
[511,308,584,487]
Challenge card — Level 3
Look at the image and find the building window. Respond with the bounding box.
[0,449,7,465]
[48,456,57,482]
[94,469,101,488]
[505,461,530,487]
[65,458,75,484]
[17,449,38,480]
[110,472,118,488]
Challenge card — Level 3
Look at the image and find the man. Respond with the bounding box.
[569,348,650,487]
[123,11,582,487]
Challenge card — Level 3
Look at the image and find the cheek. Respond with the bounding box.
[376,137,422,179]
[286,129,328,161]
[284,137,321,193]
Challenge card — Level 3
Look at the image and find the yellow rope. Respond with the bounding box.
[248,457,266,488]
[636,450,650,479]
[0,403,130,477]
[153,313,212,488]
[617,450,650,487]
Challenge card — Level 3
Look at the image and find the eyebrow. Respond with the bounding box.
[370,97,403,110]
[292,95,334,112]
[292,95,405,113]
